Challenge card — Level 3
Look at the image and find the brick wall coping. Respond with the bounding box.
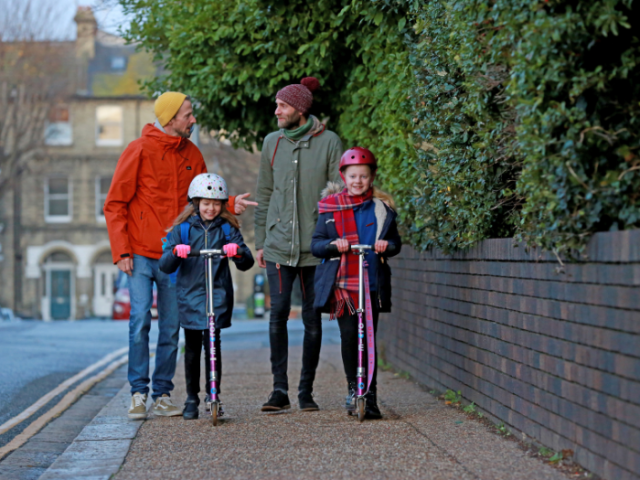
[407,229,640,264]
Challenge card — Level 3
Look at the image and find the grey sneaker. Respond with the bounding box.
[152,394,183,417]
[128,392,148,420]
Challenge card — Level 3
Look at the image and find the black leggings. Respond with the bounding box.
[336,293,379,394]
[184,327,222,401]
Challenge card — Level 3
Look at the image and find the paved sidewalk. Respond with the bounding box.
[115,345,566,480]
[0,365,127,480]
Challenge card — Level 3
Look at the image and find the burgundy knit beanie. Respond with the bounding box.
[275,77,321,114]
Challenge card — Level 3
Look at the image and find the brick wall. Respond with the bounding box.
[378,229,640,480]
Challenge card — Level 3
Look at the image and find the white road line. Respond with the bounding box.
[0,354,129,461]
[0,346,128,436]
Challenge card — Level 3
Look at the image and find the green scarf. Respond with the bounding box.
[282,117,314,141]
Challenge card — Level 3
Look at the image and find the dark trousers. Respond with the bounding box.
[266,261,322,394]
[184,327,222,403]
[336,292,379,394]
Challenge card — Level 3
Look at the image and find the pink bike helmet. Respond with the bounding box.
[339,147,377,181]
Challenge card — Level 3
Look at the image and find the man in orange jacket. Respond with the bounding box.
[104,92,256,419]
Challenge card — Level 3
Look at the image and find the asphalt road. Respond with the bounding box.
[0,317,340,448]
[0,320,131,432]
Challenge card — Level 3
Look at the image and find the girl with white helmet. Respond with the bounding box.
[159,173,254,420]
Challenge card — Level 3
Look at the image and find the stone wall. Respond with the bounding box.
[378,230,640,480]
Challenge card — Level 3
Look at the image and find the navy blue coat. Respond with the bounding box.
[310,200,402,313]
[159,215,254,330]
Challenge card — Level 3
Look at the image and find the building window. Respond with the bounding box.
[111,56,126,70]
[96,176,112,222]
[45,177,72,223]
[96,106,123,146]
[45,105,72,146]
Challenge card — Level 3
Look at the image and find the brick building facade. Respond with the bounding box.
[0,7,261,320]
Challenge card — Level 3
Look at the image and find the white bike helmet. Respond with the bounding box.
[187,173,229,201]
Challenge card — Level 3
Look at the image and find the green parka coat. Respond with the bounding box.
[255,117,343,267]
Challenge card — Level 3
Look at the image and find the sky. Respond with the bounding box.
[49,0,131,39]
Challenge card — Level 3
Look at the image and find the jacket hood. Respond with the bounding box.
[321,181,345,198]
[308,115,325,136]
[141,123,191,150]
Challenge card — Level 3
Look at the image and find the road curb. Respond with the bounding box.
[38,381,143,480]
[37,343,183,480]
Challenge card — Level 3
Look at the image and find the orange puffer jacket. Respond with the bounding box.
[104,124,236,264]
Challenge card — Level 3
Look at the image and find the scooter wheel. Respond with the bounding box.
[211,402,218,427]
[357,397,365,423]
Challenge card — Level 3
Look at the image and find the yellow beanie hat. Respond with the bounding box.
[154,92,188,127]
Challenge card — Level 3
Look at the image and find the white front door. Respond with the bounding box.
[93,263,119,317]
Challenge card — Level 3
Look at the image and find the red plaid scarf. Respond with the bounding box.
[318,188,374,318]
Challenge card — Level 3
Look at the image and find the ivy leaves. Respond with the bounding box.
[404,0,640,254]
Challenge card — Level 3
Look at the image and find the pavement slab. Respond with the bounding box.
[115,345,567,480]
[37,383,146,480]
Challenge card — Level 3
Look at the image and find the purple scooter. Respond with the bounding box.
[188,247,243,426]
[327,243,395,422]
[351,244,374,423]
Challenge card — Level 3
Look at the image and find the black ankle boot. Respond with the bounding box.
[298,391,319,411]
[183,398,199,420]
[261,390,291,411]
[364,392,382,420]
[345,382,356,414]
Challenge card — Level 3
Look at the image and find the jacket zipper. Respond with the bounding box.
[203,223,208,300]
[290,140,300,266]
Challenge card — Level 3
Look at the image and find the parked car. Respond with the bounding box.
[112,271,158,320]
[0,307,17,322]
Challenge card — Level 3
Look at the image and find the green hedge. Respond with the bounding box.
[121,0,640,254]
[403,0,640,254]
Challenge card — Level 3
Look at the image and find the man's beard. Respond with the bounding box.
[279,112,303,130]
[176,126,192,138]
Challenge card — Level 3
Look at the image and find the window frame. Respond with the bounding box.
[44,176,72,223]
[95,175,112,223]
[95,105,124,147]
[44,105,73,146]
[110,56,126,71]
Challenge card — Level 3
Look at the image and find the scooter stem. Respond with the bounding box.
[356,248,366,397]
[206,256,218,402]
[206,256,215,317]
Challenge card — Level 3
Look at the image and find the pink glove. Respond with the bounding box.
[223,243,239,257]
[173,244,191,258]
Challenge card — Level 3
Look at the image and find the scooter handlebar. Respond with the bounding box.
[187,247,245,257]
[324,243,396,257]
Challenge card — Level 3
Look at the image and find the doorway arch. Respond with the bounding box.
[42,250,75,320]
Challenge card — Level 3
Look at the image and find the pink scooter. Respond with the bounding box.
[327,243,395,422]
[188,247,244,426]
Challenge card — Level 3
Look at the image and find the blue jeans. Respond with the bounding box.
[128,254,179,400]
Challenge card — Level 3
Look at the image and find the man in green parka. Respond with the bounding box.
[254,77,343,412]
